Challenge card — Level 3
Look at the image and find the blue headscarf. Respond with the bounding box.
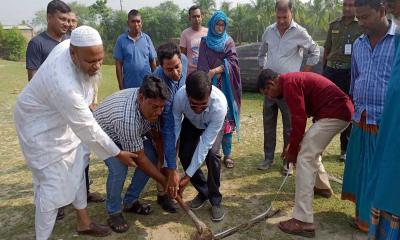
[205,10,230,53]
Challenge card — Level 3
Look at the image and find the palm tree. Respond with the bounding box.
[193,0,216,17]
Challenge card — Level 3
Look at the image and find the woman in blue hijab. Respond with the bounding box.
[198,10,242,169]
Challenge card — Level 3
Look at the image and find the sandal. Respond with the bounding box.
[107,213,129,233]
[123,200,153,215]
[77,222,112,237]
[223,157,235,169]
[87,192,105,203]
[278,218,315,238]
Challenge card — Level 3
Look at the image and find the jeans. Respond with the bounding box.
[222,132,233,156]
[104,138,157,215]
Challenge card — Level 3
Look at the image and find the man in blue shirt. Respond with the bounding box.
[174,70,228,222]
[341,0,396,233]
[152,42,188,212]
[114,9,157,89]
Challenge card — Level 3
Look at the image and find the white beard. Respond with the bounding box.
[74,64,102,88]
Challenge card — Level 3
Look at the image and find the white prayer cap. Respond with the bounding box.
[70,26,102,47]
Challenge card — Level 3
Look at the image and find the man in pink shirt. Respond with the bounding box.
[257,69,354,237]
[179,5,208,75]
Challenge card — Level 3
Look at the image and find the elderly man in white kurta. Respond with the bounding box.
[14,26,137,239]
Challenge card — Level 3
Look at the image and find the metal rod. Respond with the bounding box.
[214,166,292,239]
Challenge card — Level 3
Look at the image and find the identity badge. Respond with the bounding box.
[344,44,352,55]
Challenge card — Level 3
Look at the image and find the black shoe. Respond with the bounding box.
[211,205,225,222]
[157,195,178,213]
[187,194,207,210]
[56,207,65,221]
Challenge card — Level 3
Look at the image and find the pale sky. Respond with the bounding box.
[0,0,253,25]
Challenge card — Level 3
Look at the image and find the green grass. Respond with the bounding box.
[0,59,362,239]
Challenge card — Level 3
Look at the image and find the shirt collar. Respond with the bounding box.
[359,20,397,41]
[273,19,297,32]
[127,31,142,41]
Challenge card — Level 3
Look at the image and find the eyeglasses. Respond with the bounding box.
[188,97,209,110]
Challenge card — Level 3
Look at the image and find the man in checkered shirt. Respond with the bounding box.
[94,75,171,233]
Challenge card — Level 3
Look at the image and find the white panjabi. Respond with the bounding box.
[70,25,102,47]
[14,39,119,239]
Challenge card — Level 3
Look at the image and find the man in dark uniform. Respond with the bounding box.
[322,0,362,161]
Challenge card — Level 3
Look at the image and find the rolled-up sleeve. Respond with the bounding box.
[161,98,178,169]
[299,29,320,66]
[185,111,225,177]
[258,29,269,68]
[172,91,184,146]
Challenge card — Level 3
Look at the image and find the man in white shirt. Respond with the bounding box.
[14,26,137,239]
[174,70,228,222]
[257,0,320,173]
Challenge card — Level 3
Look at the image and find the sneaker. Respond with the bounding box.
[188,195,206,210]
[257,161,272,170]
[157,195,178,213]
[211,205,225,222]
[339,153,346,162]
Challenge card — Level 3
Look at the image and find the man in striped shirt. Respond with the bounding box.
[342,0,397,232]
[93,76,171,233]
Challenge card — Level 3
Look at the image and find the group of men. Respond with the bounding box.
[257,0,400,239]
[14,0,400,239]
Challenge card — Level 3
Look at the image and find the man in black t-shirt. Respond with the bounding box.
[26,0,70,81]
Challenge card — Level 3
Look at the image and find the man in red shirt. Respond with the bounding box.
[257,69,354,237]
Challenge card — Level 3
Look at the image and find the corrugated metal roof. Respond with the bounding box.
[3,25,33,30]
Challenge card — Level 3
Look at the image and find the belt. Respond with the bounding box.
[326,61,351,70]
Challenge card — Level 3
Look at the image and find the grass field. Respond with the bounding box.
[0,59,366,240]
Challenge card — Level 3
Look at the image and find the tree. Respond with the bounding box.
[251,0,275,42]
[230,3,255,44]
[140,1,183,45]
[0,25,26,61]
[220,1,232,17]
[69,1,97,27]
[31,10,47,32]
[193,0,216,18]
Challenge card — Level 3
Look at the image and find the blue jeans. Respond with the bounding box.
[104,139,158,215]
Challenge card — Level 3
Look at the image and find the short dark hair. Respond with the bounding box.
[157,42,181,66]
[188,5,202,15]
[128,9,140,18]
[139,75,171,100]
[185,70,212,100]
[257,69,279,90]
[275,0,293,12]
[355,0,383,10]
[47,0,71,15]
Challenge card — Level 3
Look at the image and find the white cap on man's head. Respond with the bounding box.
[70,26,102,47]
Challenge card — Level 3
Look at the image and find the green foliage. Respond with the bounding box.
[30,9,47,32]
[193,0,217,19]
[141,1,184,46]
[69,1,97,27]
[27,0,342,59]
[0,25,26,61]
